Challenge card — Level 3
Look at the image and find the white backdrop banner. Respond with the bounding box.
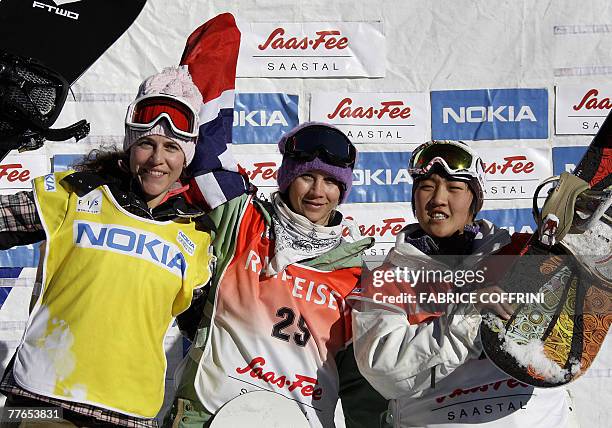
[0,150,50,190]
[310,92,429,143]
[2,1,612,426]
[339,203,414,256]
[555,85,612,134]
[236,21,385,77]
[480,146,552,200]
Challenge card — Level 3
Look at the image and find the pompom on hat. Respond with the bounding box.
[123,65,202,166]
[276,122,355,203]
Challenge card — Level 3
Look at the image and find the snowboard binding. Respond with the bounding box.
[0,50,90,162]
[533,171,611,247]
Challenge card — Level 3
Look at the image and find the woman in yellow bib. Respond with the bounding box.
[0,66,215,427]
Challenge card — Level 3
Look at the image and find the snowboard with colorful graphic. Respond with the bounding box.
[480,109,611,388]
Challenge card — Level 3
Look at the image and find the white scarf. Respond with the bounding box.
[267,193,357,275]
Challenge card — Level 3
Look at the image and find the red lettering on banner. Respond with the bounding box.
[258,28,348,51]
[572,89,612,111]
[327,98,412,120]
[238,162,279,182]
[0,164,31,183]
[343,216,406,238]
[236,357,323,400]
[434,378,529,404]
[483,156,535,175]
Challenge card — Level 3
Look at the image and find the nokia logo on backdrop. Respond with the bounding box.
[233,110,289,127]
[442,105,536,123]
[431,88,548,140]
[232,93,298,144]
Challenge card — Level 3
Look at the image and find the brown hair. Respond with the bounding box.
[73,147,131,182]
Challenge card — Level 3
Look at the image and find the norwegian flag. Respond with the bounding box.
[180,13,248,210]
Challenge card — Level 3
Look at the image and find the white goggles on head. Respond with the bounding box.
[409,140,487,190]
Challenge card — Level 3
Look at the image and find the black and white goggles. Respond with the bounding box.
[409,140,486,186]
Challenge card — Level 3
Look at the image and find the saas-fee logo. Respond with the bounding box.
[1,153,49,190]
[572,89,612,111]
[434,378,531,421]
[342,216,407,240]
[240,22,384,78]
[239,161,279,184]
[310,92,428,143]
[482,156,535,176]
[258,28,348,51]
[435,378,529,405]
[0,163,31,184]
[555,85,612,134]
[236,356,323,400]
[479,148,550,200]
[327,98,412,120]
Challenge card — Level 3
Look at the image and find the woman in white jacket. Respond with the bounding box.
[349,140,575,428]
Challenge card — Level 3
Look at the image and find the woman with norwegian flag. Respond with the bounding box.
[163,13,387,428]
[0,66,216,426]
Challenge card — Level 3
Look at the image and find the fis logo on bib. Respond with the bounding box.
[74,221,187,277]
[431,88,548,140]
[76,190,102,214]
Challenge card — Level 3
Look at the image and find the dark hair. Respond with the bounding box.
[73,147,131,182]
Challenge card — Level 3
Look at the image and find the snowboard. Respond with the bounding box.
[208,391,310,428]
[480,110,612,388]
[0,0,147,160]
[0,0,147,85]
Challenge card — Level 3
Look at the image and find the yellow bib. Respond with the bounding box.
[13,171,212,418]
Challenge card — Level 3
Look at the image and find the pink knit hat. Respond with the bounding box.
[123,66,202,166]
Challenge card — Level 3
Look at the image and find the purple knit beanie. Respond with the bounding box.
[277,122,355,203]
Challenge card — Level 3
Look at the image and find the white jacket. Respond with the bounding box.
[350,220,574,428]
